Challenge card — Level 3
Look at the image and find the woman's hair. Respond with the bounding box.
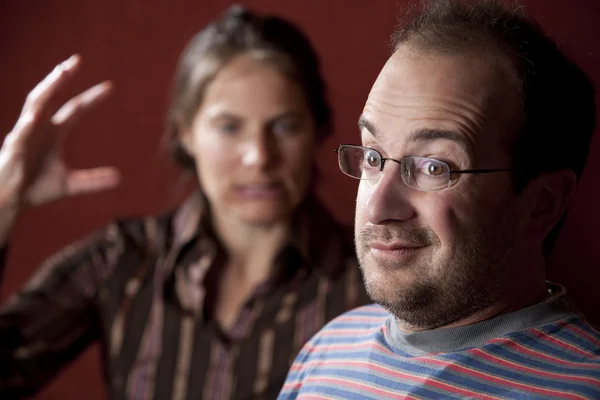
[166,5,332,170]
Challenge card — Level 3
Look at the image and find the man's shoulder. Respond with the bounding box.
[281,304,392,397]
[534,314,600,358]
[305,303,390,348]
[324,303,390,330]
[498,313,600,370]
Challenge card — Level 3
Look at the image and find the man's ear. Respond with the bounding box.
[527,170,577,240]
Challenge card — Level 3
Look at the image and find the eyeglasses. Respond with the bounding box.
[335,144,512,192]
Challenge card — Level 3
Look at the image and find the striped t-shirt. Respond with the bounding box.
[280,285,600,399]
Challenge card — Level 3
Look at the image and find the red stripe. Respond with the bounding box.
[489,337,598,369]
[561,322,600,348]
[296,340,395,363]
[531,328,596,358]
[298,395,338,400]
[292,359,503,399]
[318,327,383,338]
[216,344,231,400]
[303,376,423,398]
[471,348,598,385]
[295,299,313,354]
[420,357,586,399]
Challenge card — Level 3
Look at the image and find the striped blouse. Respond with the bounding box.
[281,284,600,399]
[0,193,370,399]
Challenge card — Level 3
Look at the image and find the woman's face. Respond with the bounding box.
[182,54,317,226]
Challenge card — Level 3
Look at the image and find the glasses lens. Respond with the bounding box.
[338,145,381,180]
[402,156,451,191]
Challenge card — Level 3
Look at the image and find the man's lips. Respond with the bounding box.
[366,241,427,264]
[368,241,425,251]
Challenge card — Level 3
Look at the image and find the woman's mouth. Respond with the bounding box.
[235,183,284,199]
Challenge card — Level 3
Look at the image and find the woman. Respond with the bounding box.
[0,6,368,399]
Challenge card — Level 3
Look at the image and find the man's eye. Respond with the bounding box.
[426,162,445,175]
[418,159,448,176]
[364,150,381,167]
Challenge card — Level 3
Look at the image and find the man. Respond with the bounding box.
[279,0,600,398]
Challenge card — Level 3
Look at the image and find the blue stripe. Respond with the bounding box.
[486,341,600,375]
[281,312,600,399]
[297,349,516,396]
[298,384,379,400]
[440,351,600,397]
[545,322,600,355]
[570,318,600,340]
[505,330,596,362]
[302,367,456,398]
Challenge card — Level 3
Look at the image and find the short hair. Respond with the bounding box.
[166,5,332,170]
[392,0,596,256]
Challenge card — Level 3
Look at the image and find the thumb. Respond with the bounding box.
[65,167,121,197]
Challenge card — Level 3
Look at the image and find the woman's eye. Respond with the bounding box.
[273,120,300,135]
[218,122,239,134]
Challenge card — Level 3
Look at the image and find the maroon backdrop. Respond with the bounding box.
[1,1,599,398]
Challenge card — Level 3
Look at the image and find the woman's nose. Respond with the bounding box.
[241,133,276,169]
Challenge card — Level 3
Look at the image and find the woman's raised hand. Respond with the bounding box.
[0,55,121,210]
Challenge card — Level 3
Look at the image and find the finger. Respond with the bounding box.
[64,167,121,197]
[51,81,113,129]
[23,55,81,117]
[4,109,38,147]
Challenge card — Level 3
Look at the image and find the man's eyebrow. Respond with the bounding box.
[407,129,471,152]
[358,115,471,152]
[358,115,378,137]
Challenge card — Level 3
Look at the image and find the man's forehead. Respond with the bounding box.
[364,46,519,139]
[361,49,523,160]
[370,46,506,100]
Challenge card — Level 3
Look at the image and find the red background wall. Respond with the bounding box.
[1,1,599,398]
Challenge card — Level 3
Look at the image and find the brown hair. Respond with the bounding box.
[166,5,332,170]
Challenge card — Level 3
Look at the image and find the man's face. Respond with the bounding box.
[355,45,528,329]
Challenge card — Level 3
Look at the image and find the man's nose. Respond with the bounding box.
[364,162,416,224]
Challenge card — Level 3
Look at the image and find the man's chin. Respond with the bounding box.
[361,268,418,305]
[359,253,422,285]
[360,266,444,317]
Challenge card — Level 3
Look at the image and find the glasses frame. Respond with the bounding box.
[334,144,513,191]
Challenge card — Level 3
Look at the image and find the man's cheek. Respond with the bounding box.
[354,185,370,228]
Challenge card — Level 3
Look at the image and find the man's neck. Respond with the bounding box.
[441,280,550,330]
[398,254,549,332]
